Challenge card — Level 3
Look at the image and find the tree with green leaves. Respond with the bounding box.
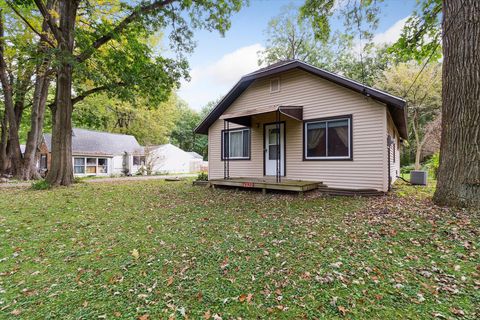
[301,0,479,207]
[170,99,215,159]
[376,62,442,170]
[260,3,390,86]
[7,0,244,186]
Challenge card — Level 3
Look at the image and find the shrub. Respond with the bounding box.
[400,165,415,175]
[31,180,51,190]
[423,153,440,179]
[196,171,208,181]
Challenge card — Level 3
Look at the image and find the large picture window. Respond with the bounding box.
[73,157,109,174]
[304,116,352,160]
[222,128,250,160]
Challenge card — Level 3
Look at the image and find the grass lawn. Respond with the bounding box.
[0,180,478,319]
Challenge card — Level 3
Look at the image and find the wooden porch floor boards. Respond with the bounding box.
[208,177,323,193]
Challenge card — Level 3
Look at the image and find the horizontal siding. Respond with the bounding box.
[209,69,389,191]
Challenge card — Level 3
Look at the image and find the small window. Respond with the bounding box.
[222,128,250,160]
[304,116,352,160]
[133,156,146,166]
[40,155,47,170]
[98,158,108,173]
[270,78,280,93]
[74,157,85,174]
[86,158,97,174]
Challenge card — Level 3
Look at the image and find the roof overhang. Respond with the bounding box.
[220,105,303,127]
[194,60,407,139]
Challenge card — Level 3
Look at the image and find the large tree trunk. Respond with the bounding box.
[433,0,480,207]
[0,10,22,176]
[45,0,79,186]
[21,0,54,181]
[0,111,7,174]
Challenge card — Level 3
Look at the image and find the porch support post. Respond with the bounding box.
[224,119,231,180]
[276,109,280,183]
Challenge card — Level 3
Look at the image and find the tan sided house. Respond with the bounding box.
[194,60,407,193]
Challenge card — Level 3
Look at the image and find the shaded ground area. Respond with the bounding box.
[0,174,196,189]
[0,180,478,319]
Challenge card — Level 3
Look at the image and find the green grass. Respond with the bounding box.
[0,180,478,319]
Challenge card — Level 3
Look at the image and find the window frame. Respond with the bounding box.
[303,114,353,161]
[133,155,146,166]
[221,127,251,161]
[73,157,109,175]
[270,77,281,93]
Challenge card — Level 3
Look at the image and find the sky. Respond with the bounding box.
[174,0,418,110]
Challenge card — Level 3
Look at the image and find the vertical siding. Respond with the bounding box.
[208,69,390,191]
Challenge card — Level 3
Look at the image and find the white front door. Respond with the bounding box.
[265,123,285,176]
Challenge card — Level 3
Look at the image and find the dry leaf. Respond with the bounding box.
[146,225,154,234]
[138,314,149,320]
[338,305,348,316]
[246,293,253,303]
[204,310,211,319]
[131,249,140,260]
[238,294,247,302]
[11,309,21,316]
[167,276,174,286]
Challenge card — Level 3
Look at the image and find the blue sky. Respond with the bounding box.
[176,0,418,110]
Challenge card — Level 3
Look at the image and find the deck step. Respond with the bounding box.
[316,186,385,197]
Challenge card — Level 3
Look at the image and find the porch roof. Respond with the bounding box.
[219,105,303,127]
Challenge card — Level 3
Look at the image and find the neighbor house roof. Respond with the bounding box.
[43,128,143,156]
[187,151,203,159]
[194,59,407,139]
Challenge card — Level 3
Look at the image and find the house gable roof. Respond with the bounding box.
[43,128,143,156]
[194,59,407,139]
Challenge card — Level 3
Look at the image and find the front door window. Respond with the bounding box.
[265,123,285,176]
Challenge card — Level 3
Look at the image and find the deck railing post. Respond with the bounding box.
[223,120,230,180]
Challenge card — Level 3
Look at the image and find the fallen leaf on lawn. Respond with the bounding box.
[204,310,211,319]
[220,257,229,269]
[197,291,203,301]
[138,314,149,320]
[167,276,174,286]
[246,293,253,303]
[338,305,348,316]
[238,294,247,302]
[131,249,140,260]
[10,309,21,316]
[113,312,121,317]
[146,225,154,234]
[450,308,465,317]
[213,314,222,320]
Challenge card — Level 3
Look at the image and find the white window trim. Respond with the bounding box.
[223,128,250,160]
[270,78,281,93]
[304,117,351,160]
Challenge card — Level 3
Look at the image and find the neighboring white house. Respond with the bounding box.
[146,143,204,174]
[43,128,145,177]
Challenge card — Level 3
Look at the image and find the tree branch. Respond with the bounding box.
[76,0,177,63]
[71,83,124,105]
[5,1,56,48]
[33,0,62,42]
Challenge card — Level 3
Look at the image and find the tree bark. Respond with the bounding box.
[434,0,480,207]
[0,111,7,174]
[21,0,54,180]
[0,10,22,176]
[45,0,79,186]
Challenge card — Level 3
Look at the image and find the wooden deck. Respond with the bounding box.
[209,177,323,193]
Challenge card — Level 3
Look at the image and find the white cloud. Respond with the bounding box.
[178,43,265,110]
[373,16,410,45]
